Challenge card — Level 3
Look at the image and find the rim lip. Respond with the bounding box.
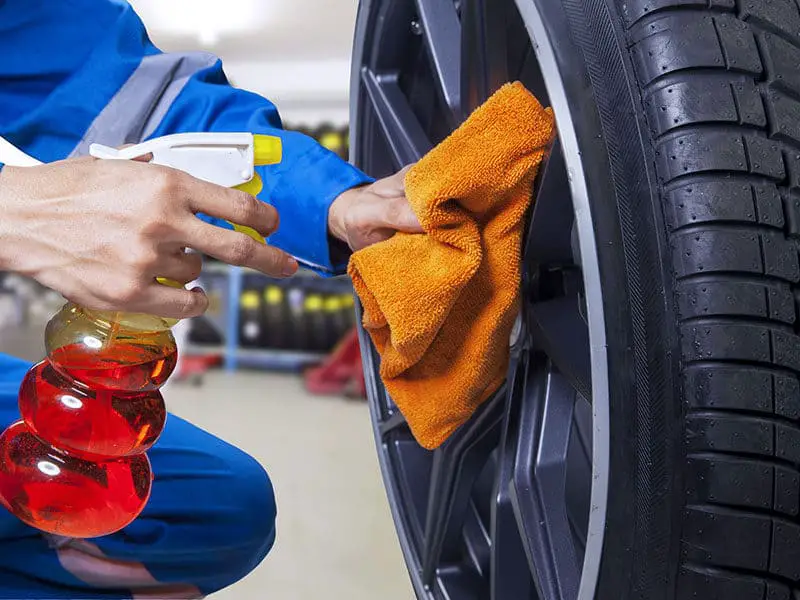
[349,1,611,597]
[515,1,610,597]
[349,1,430,593]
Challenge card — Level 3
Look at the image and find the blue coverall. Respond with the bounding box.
[0,0,372,597]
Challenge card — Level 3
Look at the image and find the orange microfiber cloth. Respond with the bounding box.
[348,82,556,450]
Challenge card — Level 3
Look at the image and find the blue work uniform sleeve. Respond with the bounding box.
[0,0,373,274]
[147,64,373,275]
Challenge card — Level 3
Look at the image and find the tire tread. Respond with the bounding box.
[621,0,800,595]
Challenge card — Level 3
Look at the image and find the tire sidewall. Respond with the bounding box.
[524,0,684,597]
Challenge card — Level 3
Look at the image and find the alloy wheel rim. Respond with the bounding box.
[350,1,611,598]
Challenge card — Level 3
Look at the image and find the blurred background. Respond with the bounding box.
[0,1,413,598]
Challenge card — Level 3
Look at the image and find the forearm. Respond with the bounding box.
[0,0,374,275]
[0,164,17,273]
[0,163,6,270]
[145,65,373,275]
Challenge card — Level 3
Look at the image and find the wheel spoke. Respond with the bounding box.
[386,434,434,552]
[511,365,582,600]
[565,399,592,552]
[355,1,602,598]
[528,295,591,400]
[362,68,433,168]
[525,140,575,266]
[435,567,485,599]
[462,499,491,577]
[517,45,550,103]
[415,0,461,114]
[380,410,409,437]
[420,388,506,585]
[460,0,510,118]
[490,353,537,600]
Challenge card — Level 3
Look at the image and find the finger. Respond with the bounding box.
[185,221,298,277]
[389,165,414,190]
[398,164,414,178]
[383,197,423,233]
[135,285,209,319]
[154,251,203,285]
[184,179,279,237]
[374,168,411,196]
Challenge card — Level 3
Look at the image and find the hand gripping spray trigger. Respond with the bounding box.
[0,133,281,538]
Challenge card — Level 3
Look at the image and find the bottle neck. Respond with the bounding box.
[81,307,175,333]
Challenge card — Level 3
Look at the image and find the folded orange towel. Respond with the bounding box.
[348,82,555,450]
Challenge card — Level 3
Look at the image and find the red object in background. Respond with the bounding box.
[304,328,366,398]
[173,354,222,386]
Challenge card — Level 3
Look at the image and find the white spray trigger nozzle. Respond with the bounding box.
[89,132,256,188]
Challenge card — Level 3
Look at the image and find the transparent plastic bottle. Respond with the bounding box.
[0,132,283,539]
[0,304,176,538]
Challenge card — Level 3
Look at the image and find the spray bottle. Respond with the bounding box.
[0,133,281,537]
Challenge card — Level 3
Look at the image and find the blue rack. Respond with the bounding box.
[188,263,352,373]
[222,266,325,372]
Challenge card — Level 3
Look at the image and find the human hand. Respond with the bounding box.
[0,157,297,319]
[327,166,423,252]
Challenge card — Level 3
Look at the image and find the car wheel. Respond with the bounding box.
[350,0,800,598]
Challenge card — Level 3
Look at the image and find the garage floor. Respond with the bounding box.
[169,371,412,600]
[0,325,413,600]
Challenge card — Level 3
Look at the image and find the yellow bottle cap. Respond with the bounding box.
[153,278,185,327]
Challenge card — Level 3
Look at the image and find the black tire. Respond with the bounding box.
[351,0,800,598]
[622,2,800,597]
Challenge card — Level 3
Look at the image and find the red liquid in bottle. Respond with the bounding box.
[49,340,177,392]
[0,304,175,538]
[0,421,152,538]
[18,361,166,460]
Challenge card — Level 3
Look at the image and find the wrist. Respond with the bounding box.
[327,186,360,243]
[0,165,21,270]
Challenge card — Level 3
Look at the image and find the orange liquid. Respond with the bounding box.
[0,307,175,538]
[0,421,152,538]
[18,361,166,460]
[49,341,177,392]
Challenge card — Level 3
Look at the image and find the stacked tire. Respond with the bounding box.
[291,123,350,161]
[239,274,355,354]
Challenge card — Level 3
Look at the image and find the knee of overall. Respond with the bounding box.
[196,445,277,593]
[221,447,278,572]
[220,449,277,577]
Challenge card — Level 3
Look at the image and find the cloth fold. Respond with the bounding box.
[349,82,555,450]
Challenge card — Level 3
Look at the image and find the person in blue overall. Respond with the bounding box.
[0,1,421,598]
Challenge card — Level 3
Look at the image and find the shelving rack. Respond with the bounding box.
[189,262,354,373]
[221,265,326,372]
